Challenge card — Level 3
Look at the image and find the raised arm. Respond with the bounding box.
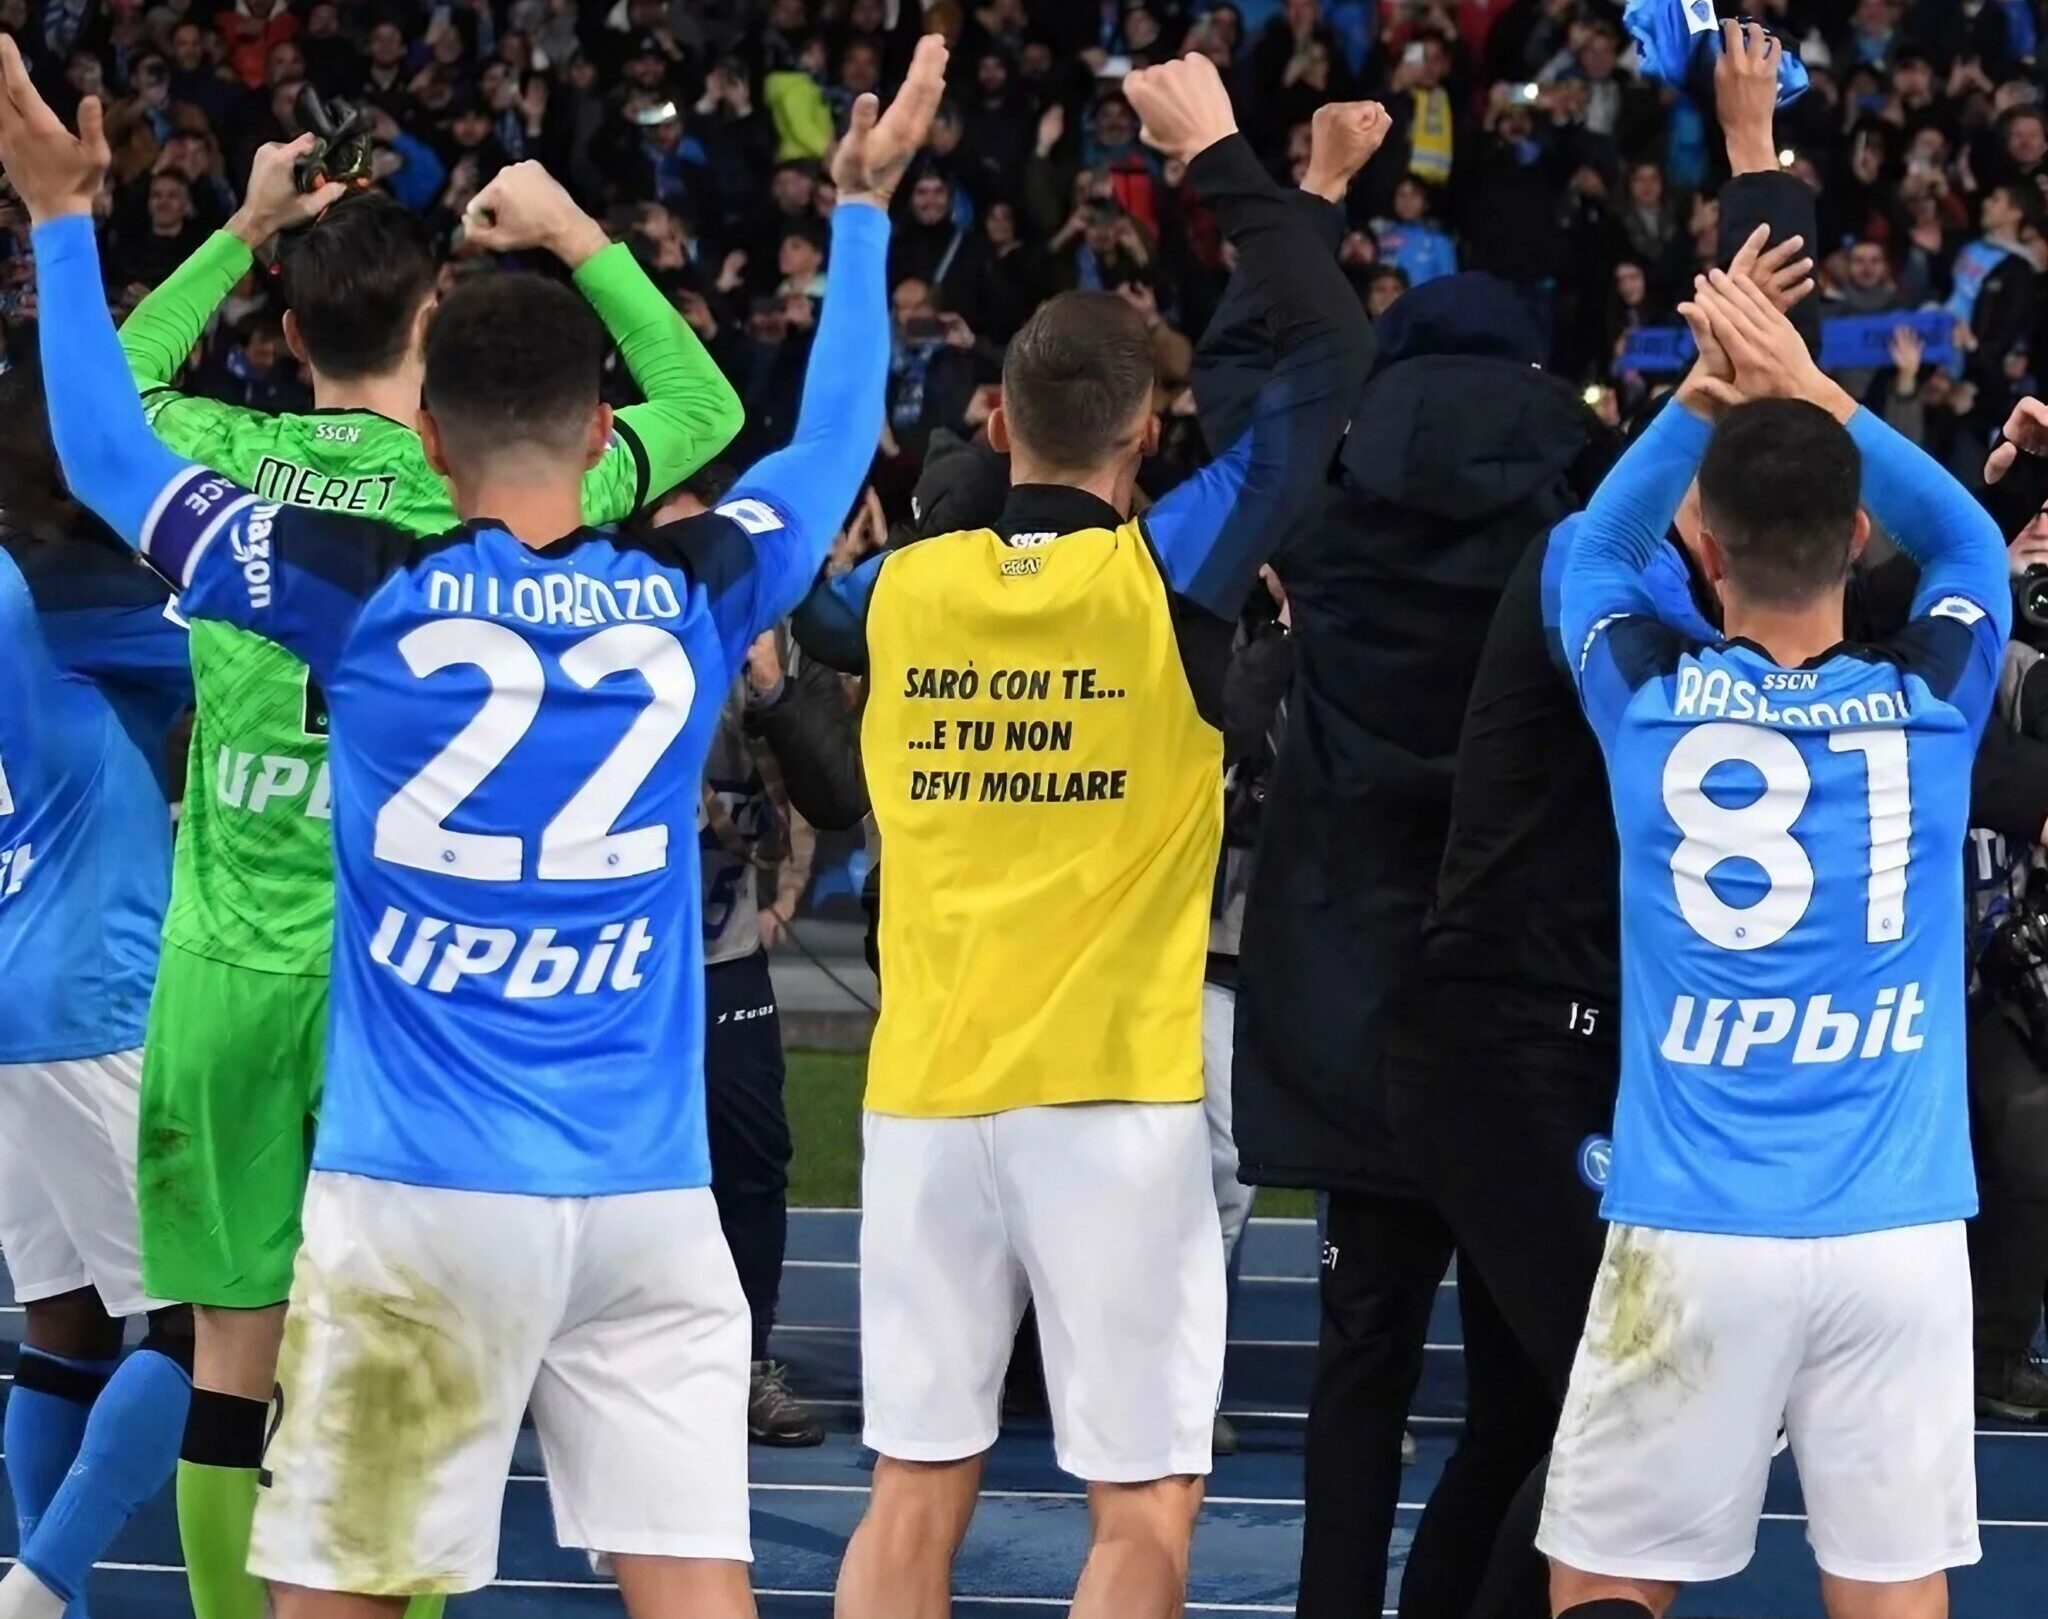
[1191,96,1375,450]
[714,36,948,634]
[1847,407,2010,630]
[1556,398,1714,670]
[120,136,342,454]
[1685,264,2009,639]
[575,241,744,518]
[1141,86,1381,619]
[36,211,191,543]
[6,57,404,682]
[461,159,744,520]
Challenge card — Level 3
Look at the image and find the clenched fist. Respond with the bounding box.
[1302,100,1391,204]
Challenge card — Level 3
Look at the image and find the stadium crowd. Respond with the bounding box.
[5,0,2047,489]
[8,1,2048,1619]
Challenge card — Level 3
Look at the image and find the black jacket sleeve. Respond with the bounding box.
[1190,182,1361,453]
[1716,170,1823,357]
[745,651,870,831]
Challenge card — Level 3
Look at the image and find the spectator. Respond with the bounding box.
[884,274,991,460]
[1618,159,1682,286]
[105,172,207,289]
[1372,173,1457,287]
[1538,16,1656,149]
[609,95,710,206]
[206,311,311,411]
[1361,260,1408,317]
[888,167,985,319]
[297,0,360,99]
[1453,86,1567,292]
[213,0,295,90]
[1991,103,2048,207]
[1896,167,1965,305]
[777,218,827,301]
[1949,180,2039,390]
[967,198,1040,342]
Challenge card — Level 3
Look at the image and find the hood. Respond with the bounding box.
[1372,272,1547,368]
[907,429,1009,540]
[1339,354,1594,524]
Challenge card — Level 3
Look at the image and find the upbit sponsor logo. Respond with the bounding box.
[215,748,331,821]
[368,907,657,998]
[1660,983,1928,1067]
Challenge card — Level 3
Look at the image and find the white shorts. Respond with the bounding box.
[859,1102,1226,1482]
[249,1171,752,1597]
[1539,1221,1980,1585]
[0,1050,157,1318]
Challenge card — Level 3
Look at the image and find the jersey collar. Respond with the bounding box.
[996,484,1124,546]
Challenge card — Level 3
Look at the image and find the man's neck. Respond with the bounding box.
[309,363,426,429]
[1722,599,1845,669]
[447,462,588,550]
[1008,463,1134,517]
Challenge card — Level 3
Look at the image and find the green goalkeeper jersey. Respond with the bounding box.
[122,228,742,976]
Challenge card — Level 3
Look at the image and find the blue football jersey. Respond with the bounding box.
[137,470,828,1196]
[1563,403,2011,1238]
[0,531,188,1064]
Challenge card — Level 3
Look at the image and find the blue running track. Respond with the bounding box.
[4,1210,2043,1616]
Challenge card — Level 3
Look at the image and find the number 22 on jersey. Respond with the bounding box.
[373,619,697,882]
[1662,722,1910,952]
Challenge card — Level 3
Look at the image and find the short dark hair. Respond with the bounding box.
[423,272,608,464]
[279,193,437,380]
[1697,400,1862,606]
[1991,181,2044,230]
[999,292,1154,474]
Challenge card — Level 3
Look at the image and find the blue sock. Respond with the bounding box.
[4,1351,115,1547]
[21,1350,193,1609]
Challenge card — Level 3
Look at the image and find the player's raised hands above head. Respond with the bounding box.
[462,158,608,267]
[1729,225,1815,315]
[1301,100,1391,204]
[831,34,949,210]
[227,135,347,249]
[1680,260,1853,421]
[0,35,109,223]
[1124,52,1239,165]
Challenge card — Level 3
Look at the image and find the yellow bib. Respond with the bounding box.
[861,519,1223,1116]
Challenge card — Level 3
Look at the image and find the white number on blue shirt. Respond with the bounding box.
[539,624,693,879]
[0,751,12,815]
[373,619,695,882]
[1662,722,1910,952]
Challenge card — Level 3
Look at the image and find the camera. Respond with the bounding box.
[1980,885,2048,1063]
[2014,564,2048,647]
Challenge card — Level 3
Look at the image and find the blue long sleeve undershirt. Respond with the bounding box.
[34,213,190,548]
[725,199,890,625]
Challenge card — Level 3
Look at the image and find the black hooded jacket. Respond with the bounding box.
[1200,262,1609,1194]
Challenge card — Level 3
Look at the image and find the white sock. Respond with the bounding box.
[0,1563,66,1619]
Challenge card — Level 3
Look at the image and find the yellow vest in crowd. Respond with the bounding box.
[860,516,1223,1117]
